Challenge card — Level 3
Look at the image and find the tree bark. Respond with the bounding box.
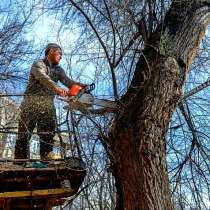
[109,1,210,209]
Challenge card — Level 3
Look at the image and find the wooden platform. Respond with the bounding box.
[0,157,86,209]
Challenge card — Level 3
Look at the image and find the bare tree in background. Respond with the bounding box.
[0,3,33,89]
[0,0,35,157]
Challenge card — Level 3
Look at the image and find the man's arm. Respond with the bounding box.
[31,60,67,96]
[56,66,76,88]
[31,60,58,92]
[57,66,87,90]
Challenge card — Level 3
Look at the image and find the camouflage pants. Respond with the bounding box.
[14,96,56,159]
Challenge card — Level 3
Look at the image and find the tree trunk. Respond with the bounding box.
[109,1,210,209]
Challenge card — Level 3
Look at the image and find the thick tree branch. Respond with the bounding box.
[160,1,210,66]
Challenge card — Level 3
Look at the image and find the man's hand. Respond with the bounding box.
[55,87,68,97]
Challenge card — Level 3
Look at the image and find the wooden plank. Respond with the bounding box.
[0,188,74,198]
[0,198,11,210]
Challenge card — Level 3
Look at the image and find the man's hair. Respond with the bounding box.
[45,43,62,56]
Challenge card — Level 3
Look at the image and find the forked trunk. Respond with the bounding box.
[109,1,210,209]
[110,53,182,210]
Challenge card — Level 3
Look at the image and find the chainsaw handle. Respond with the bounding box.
[90,83,95,91]
[74,83,95,98]
[85,83,95,93]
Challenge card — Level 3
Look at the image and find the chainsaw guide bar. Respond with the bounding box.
[61,93,118,114]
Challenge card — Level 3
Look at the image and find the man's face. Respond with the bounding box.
[48,48,62,64]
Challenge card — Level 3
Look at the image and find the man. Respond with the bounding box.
[14,43,85,160]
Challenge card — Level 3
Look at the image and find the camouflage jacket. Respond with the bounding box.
[24,59,75,99]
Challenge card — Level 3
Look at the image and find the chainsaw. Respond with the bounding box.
[59,83,118,114]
